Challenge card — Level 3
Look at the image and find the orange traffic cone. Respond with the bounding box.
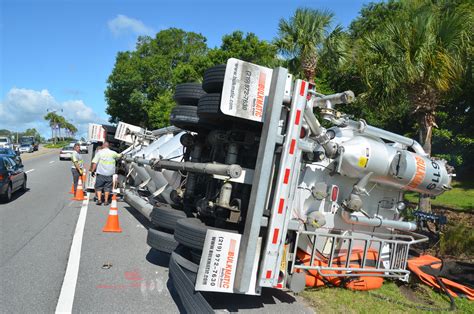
[73,176,85,201]
[69,182,75,194]
[103,194,122,233]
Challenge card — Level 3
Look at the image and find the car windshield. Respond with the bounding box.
[63,146,72,150]
[0,138,7,143]
[21,144,30,147]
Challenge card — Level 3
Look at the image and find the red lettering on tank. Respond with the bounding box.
[221,239,237,289]
[255,73,266,118]
[408,155,426,189]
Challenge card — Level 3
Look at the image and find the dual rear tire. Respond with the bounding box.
[146,206,186,254]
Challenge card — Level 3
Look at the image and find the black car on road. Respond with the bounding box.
[0,147,22,165]
[0,156,27,202]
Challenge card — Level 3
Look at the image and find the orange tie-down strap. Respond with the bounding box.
[296,249,384,291]
[407,255,474,300]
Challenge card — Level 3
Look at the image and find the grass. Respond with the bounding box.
[301,281,474,313]
[440,222,474,257]
[44,141,70,149]
[404,180,474,212]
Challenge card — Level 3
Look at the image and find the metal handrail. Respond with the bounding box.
[291,229,428,281]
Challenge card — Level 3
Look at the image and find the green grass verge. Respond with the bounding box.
[404,180,474,211]
[301,281,474,313]
[44,141,70,149]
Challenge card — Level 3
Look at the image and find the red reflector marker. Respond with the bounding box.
[283,169,290,184]
[331,185,339,202]
[278,198,285,214]
[299,81,306,96]
[289,139,296,155]
[272,228,280,244]
[295,110,301,125]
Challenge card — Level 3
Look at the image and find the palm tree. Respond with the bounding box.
[57,116,68,141]
[358,0,473,211]
[276,8,335,83]
[44,112,62,144]
[65,122,78,138]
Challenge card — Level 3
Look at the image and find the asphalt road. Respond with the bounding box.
[0,149,312,313]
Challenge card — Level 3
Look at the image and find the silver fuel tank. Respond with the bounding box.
[338,136,451,196]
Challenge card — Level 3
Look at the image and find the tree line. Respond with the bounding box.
[105,0,473,179]
[0,128,43,143]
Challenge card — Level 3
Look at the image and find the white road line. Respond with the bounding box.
[25,169,35,174]
[49,160,55,164]
[55,193,89,313]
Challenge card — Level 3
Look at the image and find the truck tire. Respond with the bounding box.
[174,218,208,250]
[202,65,226,93]
[169,251,214,314]
[197,94,227,122]
[198,94,261,130]
[146,228,178,254]
[173,83,206,106]
[190,249,202,264]
[150,206,187,231]
[174,218,237,251]
[170,105,215,132]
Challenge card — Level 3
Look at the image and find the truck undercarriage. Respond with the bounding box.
[107,58,453,312]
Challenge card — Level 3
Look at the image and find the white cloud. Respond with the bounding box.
[0,88,107,139]
[108,14,154,37]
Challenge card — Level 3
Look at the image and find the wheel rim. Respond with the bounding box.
[7,185,12,200]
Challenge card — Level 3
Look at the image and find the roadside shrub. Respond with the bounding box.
[439,222,474,258]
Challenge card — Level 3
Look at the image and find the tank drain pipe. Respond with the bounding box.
[123,189,153,220]
[340,172,417,231]
[345,119,428,157]
[341,210,417,231]
[303,104,338,158]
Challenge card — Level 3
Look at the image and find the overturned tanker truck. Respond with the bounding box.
[118,58,453,312]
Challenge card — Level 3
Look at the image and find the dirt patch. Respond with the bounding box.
[411,206,474,262]
[433,207,474,228]
[398,284,437,306]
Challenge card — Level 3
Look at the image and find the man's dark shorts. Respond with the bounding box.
[95,174,113,192]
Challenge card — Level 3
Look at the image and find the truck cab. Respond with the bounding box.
[0,137,13,150]
[19,136,38,151]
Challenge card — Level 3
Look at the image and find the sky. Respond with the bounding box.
[0,0,372,139]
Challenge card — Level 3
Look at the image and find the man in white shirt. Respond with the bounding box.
[90,142,121,205]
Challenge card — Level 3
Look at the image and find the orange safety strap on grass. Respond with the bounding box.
[408,255,474,300]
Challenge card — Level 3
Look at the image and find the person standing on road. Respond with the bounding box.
[90,142,121,206]
[71,143,84,195]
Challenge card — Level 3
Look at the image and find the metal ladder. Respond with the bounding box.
[291,230,428,282]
